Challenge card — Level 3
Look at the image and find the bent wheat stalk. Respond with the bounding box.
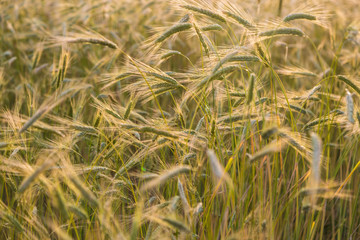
[57,36,118,49]
[140,166,192,192]
[181,5,226,23]
[155,23,192,43]
[283,13,316,22]
[259,27,305,37]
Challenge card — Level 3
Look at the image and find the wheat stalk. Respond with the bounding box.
[58,37,118,49]
[346,89,355,124]
[155,23,192,43]
[140,165,192,192]
[337,75,360,95]
[181,5,226,23]
[283,13,316,22]
[201,24,223,31]
[193,23,209,55]
[223,11,253,28]
[259,27,305,37]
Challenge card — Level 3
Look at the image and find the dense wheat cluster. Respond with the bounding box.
[1,0,360,239]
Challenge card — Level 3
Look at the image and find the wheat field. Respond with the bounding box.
[1,0,360,239]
